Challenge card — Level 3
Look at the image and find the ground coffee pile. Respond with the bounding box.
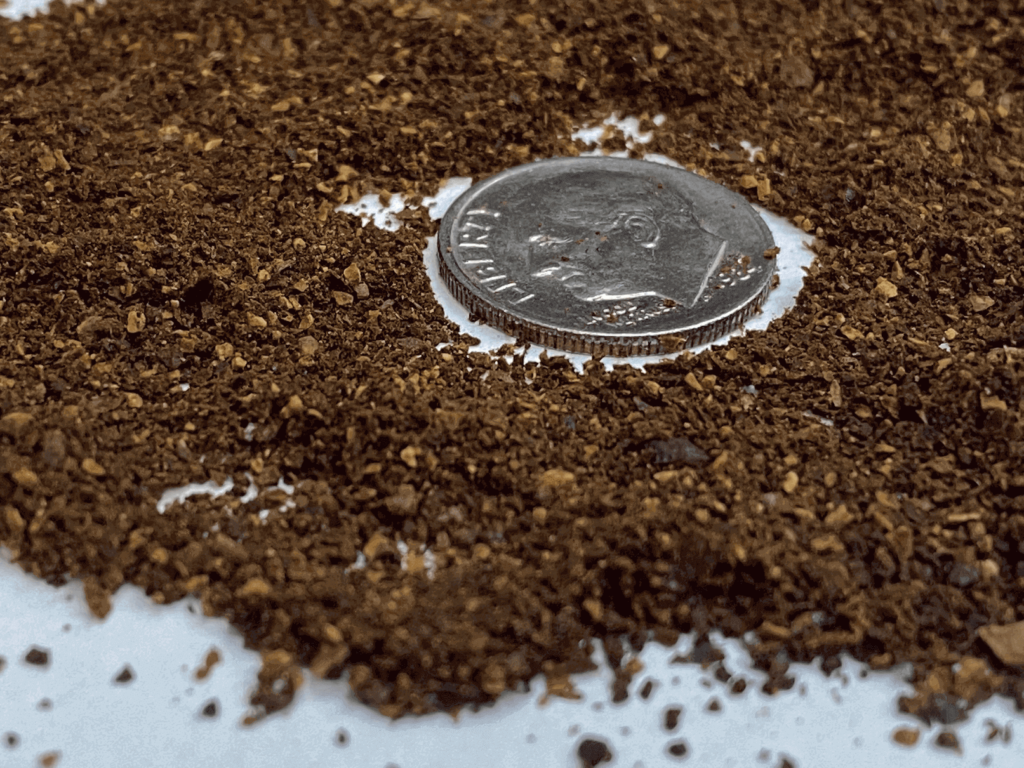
[2,0,1023,725]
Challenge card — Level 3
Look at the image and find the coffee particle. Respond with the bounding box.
[664,707,683,732]
[935,731,962,753]
[577,738,613,768]
[892,728,920,747]
[666,740,689,759]
[113,665,135,684]
[194,648,221,681]
[24,648,49,667]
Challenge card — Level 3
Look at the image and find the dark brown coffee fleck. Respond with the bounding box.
[666,740,689,759]
[577,738,613,768]
[24,648,49,667]
[200,699,219,719]
[113,665,134,684]
[664,706,683,732]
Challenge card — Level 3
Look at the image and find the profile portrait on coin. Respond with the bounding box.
[523,172,729,311]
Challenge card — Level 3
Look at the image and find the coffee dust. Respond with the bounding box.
[576,737,613,768]
[200,698,219,718]
[1,0,1023,727]
[113,664,135,683]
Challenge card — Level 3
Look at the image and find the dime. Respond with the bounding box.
[436,157,777,356]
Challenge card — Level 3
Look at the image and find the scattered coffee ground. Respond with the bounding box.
[37,752,61,768]
[37,697,53,711]
[776,758,797,768]
[984,717,1013,742]
[335,728,349,746]
[1,0,1024,727]
[730,678,747,695]
[113,664,135,684]
[664,706,683,731]
[576,738,612,768]
[194,647,221,681]
[638,678,655,700]
[23,648,50,668]
[891,726,920,747]
[4,732,20,748]
[935,729,963,752]
[0,655,5,674]
[200,698,219,718]
[666,740,689,759]
[706,696,723,712]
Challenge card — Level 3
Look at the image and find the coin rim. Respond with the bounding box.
[437,157,776,356]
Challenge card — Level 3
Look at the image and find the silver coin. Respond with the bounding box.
[436,157,776,356]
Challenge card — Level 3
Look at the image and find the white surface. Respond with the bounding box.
[3,2,1023,767]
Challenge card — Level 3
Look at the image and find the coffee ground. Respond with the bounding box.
[1,0,1023,723]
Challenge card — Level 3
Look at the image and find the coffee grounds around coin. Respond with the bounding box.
[0,0,1023,729]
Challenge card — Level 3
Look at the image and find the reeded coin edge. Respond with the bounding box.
[438,248,775,357]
